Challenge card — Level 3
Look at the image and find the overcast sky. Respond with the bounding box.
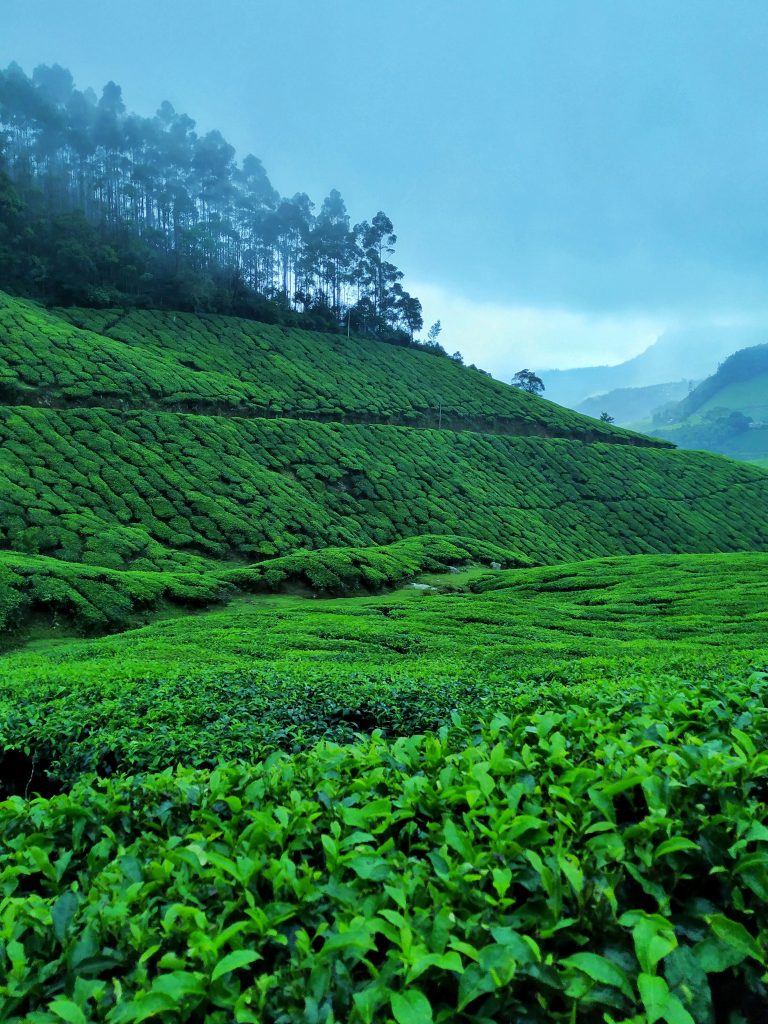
[3,0,768,374]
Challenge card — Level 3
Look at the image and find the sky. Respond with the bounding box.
[3,0,768,375]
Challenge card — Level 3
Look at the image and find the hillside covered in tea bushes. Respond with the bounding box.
[2,292,768,1021]
[2,291,768,603]
[1,293,657,441]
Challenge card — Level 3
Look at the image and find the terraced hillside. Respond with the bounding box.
[1,291,768,596]
[1,293,651,442]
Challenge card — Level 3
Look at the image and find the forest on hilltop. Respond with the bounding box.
[0,62,428,344]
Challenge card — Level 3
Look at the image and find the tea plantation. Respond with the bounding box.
[1,293,648,442]
[1,296,768,1021]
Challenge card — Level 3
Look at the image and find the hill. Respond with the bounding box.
[1,293,767,593]
[538,325,764,408]
[0,293,653,442]
[650,343,768,462]
[575,380,691,425]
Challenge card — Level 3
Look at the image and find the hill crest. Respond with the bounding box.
[0,292,666,447]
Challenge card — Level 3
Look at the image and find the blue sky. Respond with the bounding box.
[3,0,768,374]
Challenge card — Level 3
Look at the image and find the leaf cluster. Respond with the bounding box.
[1,675,767,1020]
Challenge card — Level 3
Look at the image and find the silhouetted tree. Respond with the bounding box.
[511,369,544,394]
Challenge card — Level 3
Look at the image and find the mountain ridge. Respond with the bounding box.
[538,325,766,407]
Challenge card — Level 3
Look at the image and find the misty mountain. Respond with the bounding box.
[575,380,692,426]
[538,326,767,408]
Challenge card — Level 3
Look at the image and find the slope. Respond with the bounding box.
[1,293,651,443]
[538,325,763,408]
[0,295,767,593]
[651,343,768,461]
[3,407,768,576]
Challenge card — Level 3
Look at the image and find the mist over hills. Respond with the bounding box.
[575,380,692,426]
[538,324,766,408]
[650,341,768,463]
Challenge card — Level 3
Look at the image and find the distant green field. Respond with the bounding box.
[0,535,522,641]
[651,344,768,462]
[697,373,768,421]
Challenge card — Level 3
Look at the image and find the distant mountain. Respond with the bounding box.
[575,381,692,426]
[651,343,768,463]
[538,326,767,408]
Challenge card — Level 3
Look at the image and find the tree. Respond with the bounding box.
[394,286,423,340]
[599,411,614,423]
[511,369,544,394]
[426,321,441,345]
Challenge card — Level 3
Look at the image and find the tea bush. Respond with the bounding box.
[1,675,766,1021]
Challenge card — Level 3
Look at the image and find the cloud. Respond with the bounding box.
[413,282,665,379]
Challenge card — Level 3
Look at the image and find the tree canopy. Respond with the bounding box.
[511,369,545,394]
[0,62,424,342]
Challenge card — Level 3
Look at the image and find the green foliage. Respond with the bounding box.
[0,536,522,641]
[226,535,529,595]
[1,239,768,1023]
[511,368,544,394]
[1,673,767,1021]
[1,400,766,574]
[0,292,646,443]
[0,551,228,640]
[668,343,768,422]
[0,64,423,339]
[2,551,767,788]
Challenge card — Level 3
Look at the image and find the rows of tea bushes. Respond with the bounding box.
[225,534,528,595]
[0,551,229,640]
[0,292,656,443]
[2,551,766,789]
[1,673,766,1021]
[1,406,767,571]
[0,536,523,641]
